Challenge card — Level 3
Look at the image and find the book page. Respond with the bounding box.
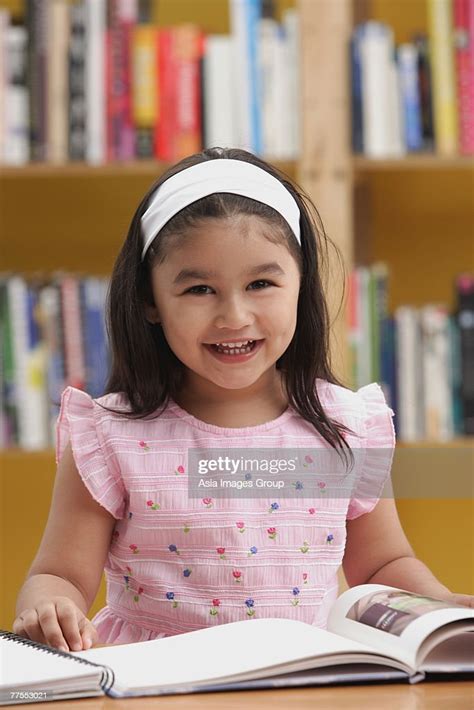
[75,617,409,694]
[327,584,474,670]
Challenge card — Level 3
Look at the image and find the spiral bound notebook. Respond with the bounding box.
[2,584,473,705]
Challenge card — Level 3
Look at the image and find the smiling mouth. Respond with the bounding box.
[208,340,261,355]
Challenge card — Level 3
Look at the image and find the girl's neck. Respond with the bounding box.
[174,371,289,428]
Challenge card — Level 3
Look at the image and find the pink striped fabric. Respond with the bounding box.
[56,380,395,645]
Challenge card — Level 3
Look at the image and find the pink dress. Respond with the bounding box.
[55,379,395,645]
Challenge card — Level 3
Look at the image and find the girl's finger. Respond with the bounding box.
[79,617,99,649]
[36,603,69,651]
[15,608,44,644]
[55,600,84,651]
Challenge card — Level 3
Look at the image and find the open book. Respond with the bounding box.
[1,584,473,704]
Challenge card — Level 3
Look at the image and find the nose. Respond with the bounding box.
[214,294,253,330]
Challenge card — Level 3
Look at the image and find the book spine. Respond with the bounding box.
[4,25,30,164]
[0,9,9,163]
[131,23,157,158]
[428,0,459,155]
[448,312,463,435]
[420,304,453,440]
[155,27,175,161]
[229,0,252,150]
[47,0,69,163]
[173,24,203,161]
[0,276,19,447]
[202,35,236,149]
[456,273,474,434]
[397,43,423,151]
[69,0,87,161]
[350,26,364,154]
[247,0,263,154]
[116,0,137,161]
[27,0,48,161]
[453,0,474,155]
[412,33,435,151]
[60,274,86,391]
[85,0,106,164]
[81,277,109,398]
[395,306,424,441]
[38,282,66,444]
[282,8,300,159]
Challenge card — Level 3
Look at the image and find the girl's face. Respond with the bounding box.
[145,216,301,398]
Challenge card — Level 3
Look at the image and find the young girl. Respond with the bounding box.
[14,147,473,653]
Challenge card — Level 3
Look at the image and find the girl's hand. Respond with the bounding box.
[12,596,99,652]
[447,593,474,608]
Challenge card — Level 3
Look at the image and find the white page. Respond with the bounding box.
[0,637,103,691]
[75,618,399,693]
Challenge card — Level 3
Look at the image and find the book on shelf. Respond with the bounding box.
[351,0,474,158]
[0,0,300,165]
[1,583,473,704]
[0,272,110,450]
[346,264,473,442]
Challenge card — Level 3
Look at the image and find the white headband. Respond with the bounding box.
[140,159,301,260]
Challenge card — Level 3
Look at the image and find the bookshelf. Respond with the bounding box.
[1,0,473,631]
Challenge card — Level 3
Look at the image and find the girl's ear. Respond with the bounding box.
[144,303,160,325]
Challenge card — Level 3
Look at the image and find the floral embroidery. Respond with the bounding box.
[291,587,300,606]
[112,529,120,540]
[233,570,242,583]
[267,527,277,540]
[245,598,255,617]
[138,440,150,452]
[129,544,139,554]
[308,508,316,515]
[133,587,144,603]
[303,572,308,585]
[202,497,213,508]
[123,574,131,591]
[299,540,310,554]
[209,599,220,616]
[269,502,279,513]
[318,481,327,494]
[168,544,180,555]
[248,546,258,557]
[183,523,191,533]
[183,568,192,577]
[303,455,313,467]
[146,499,160,510]
[175,465,185,475]
[128,511,133,519]
[166,591,178,608]
[216,547,226,559]
[236,521,245,532]
[326,534,334,544]
[292,480,304,490]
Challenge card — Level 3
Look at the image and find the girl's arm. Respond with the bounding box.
[342,477,473,607]
[14,442,117,650]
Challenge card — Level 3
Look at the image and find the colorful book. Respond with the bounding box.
[453,0,474,155]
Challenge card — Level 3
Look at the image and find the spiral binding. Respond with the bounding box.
[0,629,115,693]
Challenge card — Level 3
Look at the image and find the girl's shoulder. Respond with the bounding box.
[316,378,395,442]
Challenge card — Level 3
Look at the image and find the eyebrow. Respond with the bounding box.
[172,262,286,285]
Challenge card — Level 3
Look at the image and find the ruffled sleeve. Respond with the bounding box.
[346,382,396,520]
[55,386,126,520]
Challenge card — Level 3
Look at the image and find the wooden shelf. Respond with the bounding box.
[353,155,474,171]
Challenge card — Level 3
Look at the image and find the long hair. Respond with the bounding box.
[99,147,357,469]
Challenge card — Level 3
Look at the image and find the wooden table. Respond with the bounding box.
[15,681,473,709]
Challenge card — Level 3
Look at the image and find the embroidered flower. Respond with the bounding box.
[267,527,277,540]
[168,543,180,555]
[183,568,192,577]
[245,598,255,617]
[236,521,245,532]
[248,546,258,556]
[291,587,300,606]
[210,598,220,616]
[293,480,304,490]
[175,465,185,475]
[129,544,139,554]
[326,534,334,544]
[233,570,242,582]
[128,511,133,519]
[146,499,160,510]
[123,575,130,590]
[183,523,191,533]
[133,587,144,603]
[299,540,309,554]
[303,454,314,467]
[166,591,178,608]
[216,547,226,559]
[303,572,308,584]
[139,440,150,452]
[202,497,213,508]
[269,502,279,513]
[308,508,316,515]
[317,481,327,493]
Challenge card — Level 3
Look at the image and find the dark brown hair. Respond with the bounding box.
[99,147,357,468]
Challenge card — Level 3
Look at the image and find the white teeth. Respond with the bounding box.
[215,340,254,347]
